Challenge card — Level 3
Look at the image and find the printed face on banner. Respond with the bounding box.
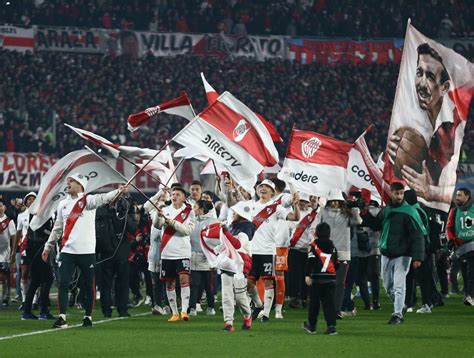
[385,25,473,213]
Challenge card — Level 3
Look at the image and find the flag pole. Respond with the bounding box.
[164,157,185,187]
[120,154,169,189]
[84,146,161,212]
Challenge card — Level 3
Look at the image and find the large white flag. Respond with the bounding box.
[29,150,126,230]
[173,91,279,193]
[65,124,171,162]
[278,129,352,197]
[383,22,474,212]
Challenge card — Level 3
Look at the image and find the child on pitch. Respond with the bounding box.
[303,222,339,335]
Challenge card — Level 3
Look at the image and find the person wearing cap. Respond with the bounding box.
[288,193,320,310]
[41,173,129,329]
[248,179,300,322]
[11,191,37,310]
[364,182,425,324]
[152,185,195,322]
[219,201,254,332]
[319,189,362,319]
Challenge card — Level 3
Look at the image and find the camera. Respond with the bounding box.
[346,198,366,210]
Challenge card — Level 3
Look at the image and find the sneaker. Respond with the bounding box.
[52,316,68,329]
[152,305,164,316]
[2,300,8,307]
[242,316,252,330]
[144,296,152,306]
[340,308,357,317]
[302,321,316,334]
[406,307,413,313]
[463,296,474,306]
[21,312,39,320]
[416,304,432,314]
[336,312,343,320]
[206,307,216,316]
[251,306,263,320]
[189,308,197,316]
[163,306,171,315]
[38,313,56,320]
[260,315,269,323]
[275,311,284,319]
[325,326,338,335]
[196,303,203,313]
[134,296,145,308]
[223,323,235,332]
[11,296,21,303]
[82,317,93,327]
[168,315,180,322]
[181,312,189,321]
[387,315,403,325]
[257,310,265,319]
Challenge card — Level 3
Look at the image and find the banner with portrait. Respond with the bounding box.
[383,22,474,212]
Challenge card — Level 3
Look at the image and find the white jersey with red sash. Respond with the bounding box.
[251,197,290,255]
[0,215,15,262]
[16,210,30,256]
[45,190,119,255]
[159,204,194,260]
[289,207,320,251]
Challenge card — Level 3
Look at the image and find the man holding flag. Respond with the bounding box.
[42,174,129,329]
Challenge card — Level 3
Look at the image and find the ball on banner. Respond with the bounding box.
[393,126,428,177]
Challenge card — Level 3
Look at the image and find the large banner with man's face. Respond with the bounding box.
[384,23,474,212]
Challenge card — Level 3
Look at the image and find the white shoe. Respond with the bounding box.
[189,308,197,316]
[257,310,265,319]
[463,296,474,306]
[145,296,152,306]
[163,306,171,315]
[406,307,413,313]
[206,308,216,316]
[416,304,432,314]
[275,311,284,319]
[152,305,164,315]
[196,303,203,313]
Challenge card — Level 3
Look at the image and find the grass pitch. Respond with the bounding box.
[0,294,473,357]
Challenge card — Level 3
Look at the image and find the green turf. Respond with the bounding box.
[0,294,473,357]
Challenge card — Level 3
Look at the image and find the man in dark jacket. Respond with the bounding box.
[96,196,137,318]
[303,222,339,335]
[365,182,425,324]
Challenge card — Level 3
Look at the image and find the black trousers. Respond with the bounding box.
[129,262,153,300]
[435,250,449,295]
[99,257,129,315]
[24,240,53,314]
[189,270,215,310]
[460,254,474,297]
[288,249,307,300]
[308,280,336,328]
[406,253,438,306]
[58,253,95,316]
[150,271,167,307]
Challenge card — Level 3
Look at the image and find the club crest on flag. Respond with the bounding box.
[181,213,187,219]
[301,137,321,159]
[78,201,84,209]
[266,207,273,215]
[233,119,252,142]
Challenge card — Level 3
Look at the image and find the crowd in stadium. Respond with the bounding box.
[1,49,473,161]
[1,0,474,38]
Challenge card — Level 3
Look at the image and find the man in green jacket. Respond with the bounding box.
[365,182,425,324]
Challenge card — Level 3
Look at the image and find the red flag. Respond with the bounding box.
[127,92,195,132]
[200,72,283,142]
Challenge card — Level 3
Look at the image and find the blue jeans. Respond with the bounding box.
[381,256,411,318]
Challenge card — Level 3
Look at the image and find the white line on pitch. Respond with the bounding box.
[0,312,152,341]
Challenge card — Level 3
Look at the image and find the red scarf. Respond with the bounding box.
[0,217,12,234]
[252,197,282,229]
[61,195,88,249]
[290,208,318,247]
[160,204,192,254]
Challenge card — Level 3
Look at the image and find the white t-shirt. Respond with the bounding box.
[0,215,16,262]
[16,210,30,237]
[251,199,290,255]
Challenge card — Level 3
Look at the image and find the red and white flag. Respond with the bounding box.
[200,223,242,274]
[278,129,353,197]
[199,159,281,175]
[127,92,195,132]
[383,22,474,212]
[136,160,174,187]
[0,26,34,52]
[173,91,279,193]
[29,150,126,230]
[201,73,283,142]
[65,124,171,162]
